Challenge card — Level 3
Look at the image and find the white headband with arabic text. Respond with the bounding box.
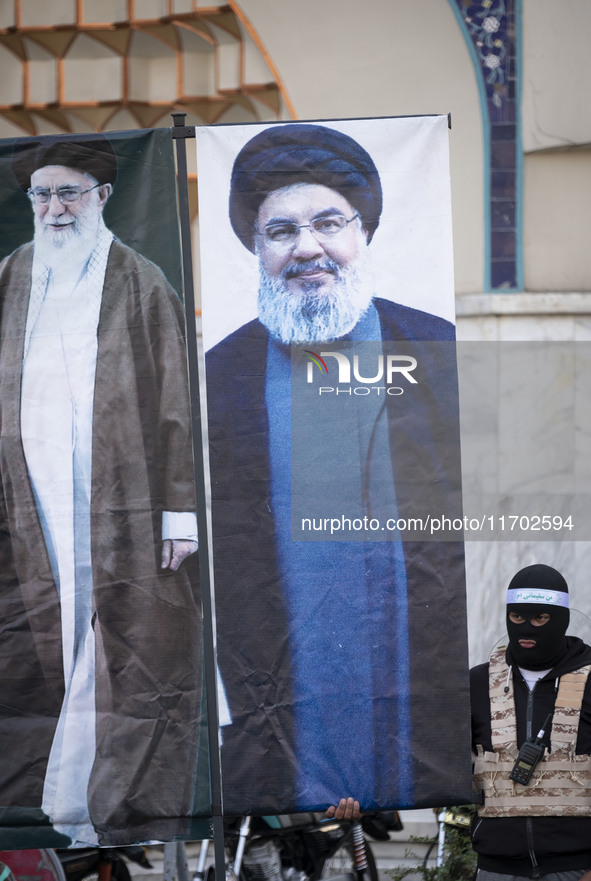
[507,588,569,608]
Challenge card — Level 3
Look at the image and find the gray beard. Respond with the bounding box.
[257,250,375,344]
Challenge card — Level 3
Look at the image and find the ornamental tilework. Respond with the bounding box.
[451,0,520,290]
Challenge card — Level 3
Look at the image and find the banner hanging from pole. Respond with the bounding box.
[197,115,472,815]
[0,128,209,847]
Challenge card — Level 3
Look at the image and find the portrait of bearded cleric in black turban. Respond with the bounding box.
[196,117,470,816]
[0,129,202,846]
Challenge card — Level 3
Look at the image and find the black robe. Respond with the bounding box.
[0,240,201,845]
[206,298,470,815]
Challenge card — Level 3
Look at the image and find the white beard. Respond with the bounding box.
[257,247,375,344]
[33,202,103,272]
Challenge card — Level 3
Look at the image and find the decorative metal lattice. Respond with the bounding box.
[0,0,293,135]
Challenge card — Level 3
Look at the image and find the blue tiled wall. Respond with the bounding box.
[449,0,521,291]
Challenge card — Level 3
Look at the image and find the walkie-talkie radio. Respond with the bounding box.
[509,714,551,785]
[509,738,546,785]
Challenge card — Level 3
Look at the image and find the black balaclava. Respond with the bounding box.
[505,563,570,671]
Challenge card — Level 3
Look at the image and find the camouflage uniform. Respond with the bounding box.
[471,637,591,878]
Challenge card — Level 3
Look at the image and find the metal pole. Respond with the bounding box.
[171,112,226,881]
[194,840,211,881]
[436,810,446,867]
[163,842,191,881]
[232,815,252,877]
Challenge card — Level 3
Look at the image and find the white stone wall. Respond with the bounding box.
[522,0,591,152]
[458,295,591,664]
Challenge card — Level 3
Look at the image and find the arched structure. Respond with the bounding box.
[0,0,293,135]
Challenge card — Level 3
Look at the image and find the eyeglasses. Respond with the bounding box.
[27,183,101,205]
[256,212,360,248]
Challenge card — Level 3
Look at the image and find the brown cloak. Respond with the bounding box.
[0,239,201,845]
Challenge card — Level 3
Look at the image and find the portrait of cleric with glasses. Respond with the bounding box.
[203,120,466,816]
[0,133,201,847]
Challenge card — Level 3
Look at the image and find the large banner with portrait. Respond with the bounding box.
[197,116,472,814]
[0,129,208,847]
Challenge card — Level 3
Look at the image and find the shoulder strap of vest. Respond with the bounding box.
[488,649,591,751]
[552,664,591,752]
[488,648,515,750]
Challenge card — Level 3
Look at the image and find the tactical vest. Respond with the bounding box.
[473,648,591,817]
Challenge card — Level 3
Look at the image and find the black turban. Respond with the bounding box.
[229,123,383,253]
[12,133,117,191]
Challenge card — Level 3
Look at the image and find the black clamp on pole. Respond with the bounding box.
[171,111,196,139]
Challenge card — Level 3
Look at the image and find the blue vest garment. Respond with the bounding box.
[266,305,413,809]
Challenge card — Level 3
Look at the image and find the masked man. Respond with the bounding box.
[0,135,200,846]
[206,123,466,814]
[471,564,591,880]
